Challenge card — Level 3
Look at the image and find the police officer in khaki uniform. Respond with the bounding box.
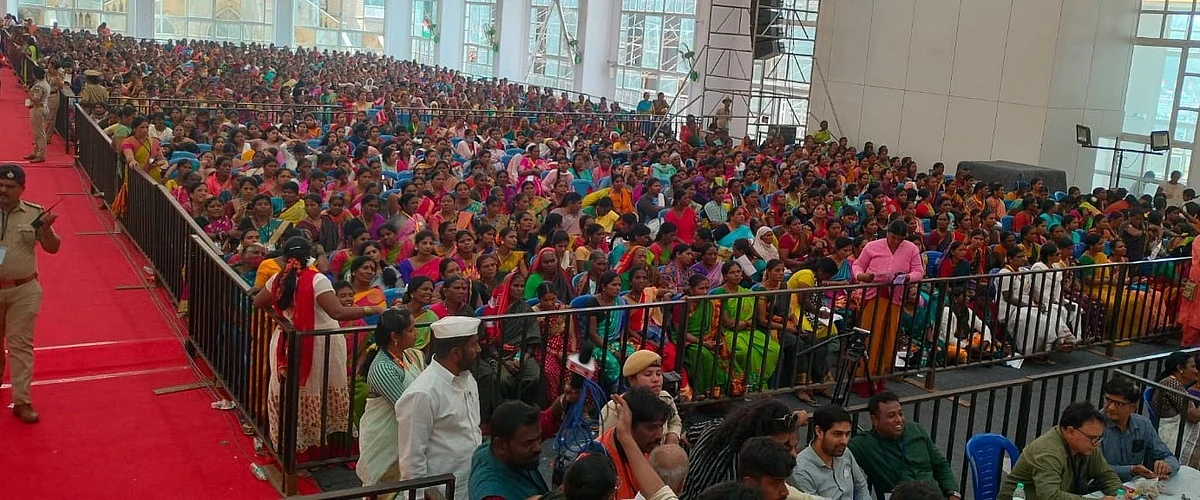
[0,164,61,423]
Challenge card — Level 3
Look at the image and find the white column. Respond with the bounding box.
[274,0,296,48]
[438,0,466,68]
[496,0,530,81]
[129,0,155,39]
[576,0,617,99]
[386,0,414,59]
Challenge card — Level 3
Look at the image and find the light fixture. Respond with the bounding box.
[1075,124,1092,147]
[1150,130,1170,151]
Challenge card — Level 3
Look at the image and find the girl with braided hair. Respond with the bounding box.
[253,236,386,456]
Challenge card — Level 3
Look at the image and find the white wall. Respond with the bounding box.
[809,0,1138,187]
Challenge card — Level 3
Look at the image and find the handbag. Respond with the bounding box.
[1184,280,1197,301]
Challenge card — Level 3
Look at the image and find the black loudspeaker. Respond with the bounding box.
[751,0,784,60]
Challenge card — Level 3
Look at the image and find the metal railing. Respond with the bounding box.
[289,474,454,500]
[841,348,1200,498]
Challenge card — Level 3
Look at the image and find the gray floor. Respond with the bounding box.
[311,338,1184,497]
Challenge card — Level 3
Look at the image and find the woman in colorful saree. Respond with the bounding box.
[715,207,754,249]
[120,116,167,180]
[524,247,575,302]
[295,194,341,255]
[712,261,780,395]
[683,274,727,397]
[397,230,442,284]
[624,266,679,374]
[238,194,285,248]
[252,237,383,458]
[347,256,385,326]
[1078,233,1166,341]
[576,271,637,386]
[533,282,573,403]
[494,228,530,278]
[391,192,427,260]
[356,309,425,487]
[614,244,650,290]
[401,276,439,351]
[477,272,545,418]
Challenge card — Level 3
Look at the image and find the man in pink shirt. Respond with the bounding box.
[851,220,925,395]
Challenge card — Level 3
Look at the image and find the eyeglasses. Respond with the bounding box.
[1103,396,1135,408]
[1074,428,1104,445]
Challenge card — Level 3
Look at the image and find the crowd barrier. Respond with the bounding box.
[71,96,1192,495]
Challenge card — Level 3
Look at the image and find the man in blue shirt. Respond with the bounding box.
[1100,377,1179,481]
[468,401,550,500]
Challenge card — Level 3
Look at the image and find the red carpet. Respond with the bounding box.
[0,70,278,498]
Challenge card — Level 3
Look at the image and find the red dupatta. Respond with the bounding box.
[273,263,318,385]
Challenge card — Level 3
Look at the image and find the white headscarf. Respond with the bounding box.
[753,225,780,261]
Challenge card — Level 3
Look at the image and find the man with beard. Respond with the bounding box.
[396,315,484,500]
[789,405,869,500]
[470,401,550,500]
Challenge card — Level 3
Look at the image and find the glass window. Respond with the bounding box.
[748,0,817,139]
[154,0,271,43]
[1139,13,1164,38]
[1176,109,1197,142]
[1170,147,1192,183]
[293,0,382,53]
[463,0,497,78]
[24,0,127,33]
[1123,46,1181,136]
[528,0,579,90]
[616,0,697,112]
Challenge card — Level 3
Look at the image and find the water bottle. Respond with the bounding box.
[1012,482,1026,500]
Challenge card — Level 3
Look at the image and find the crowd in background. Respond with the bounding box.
[16,22,1200,500]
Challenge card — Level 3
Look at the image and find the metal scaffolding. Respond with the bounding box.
[696,0,818,141]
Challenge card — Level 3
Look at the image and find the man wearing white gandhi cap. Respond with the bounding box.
[396,315,484,500]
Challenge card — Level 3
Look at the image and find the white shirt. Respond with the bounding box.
[395,358,482,500]
[148,125,173,142]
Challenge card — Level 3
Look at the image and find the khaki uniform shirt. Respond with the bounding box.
[0,200,44,280]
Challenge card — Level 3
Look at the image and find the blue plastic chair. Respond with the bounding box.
[195,143,212,154]
[367,109,379,121]
[170,151,198,161]
[1053,191,1066,202]
[966,433,1020,500]
[921,218,931,233]
[1144,387,1158,426]
[1073,242,1086,259]
[475,305,486,316]
[381,170,400,183]
[380,188,401,202]
[397,170,414,184]
[450,137,463,147]
[1000,215,1014,231]
[924,251,943,277]
[506,147,524,156]
[1003,199,1014,211]
[306,139,322,149]
[380,134,394,143]
[571,179,593,196]
[526,298,540,306]
[658,208,670,219]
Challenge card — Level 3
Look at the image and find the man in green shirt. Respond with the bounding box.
[999,402,1128,500]
[848,392,959,499]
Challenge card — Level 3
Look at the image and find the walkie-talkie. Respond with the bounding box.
[30,197,63,229]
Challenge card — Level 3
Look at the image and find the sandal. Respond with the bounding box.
[794,389,818,406]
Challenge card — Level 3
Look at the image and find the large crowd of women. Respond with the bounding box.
[28,25,1200,468]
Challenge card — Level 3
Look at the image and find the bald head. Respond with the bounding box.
[649,443,688,492]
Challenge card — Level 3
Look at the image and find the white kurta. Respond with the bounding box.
[395,359,482,500]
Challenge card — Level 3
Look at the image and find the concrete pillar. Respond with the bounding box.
[129,0,155,39]
[576,0,618,99]
[274,0,296,48]
[496,0,531,81]
[386,0,414,59]
[438,0,465,68]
